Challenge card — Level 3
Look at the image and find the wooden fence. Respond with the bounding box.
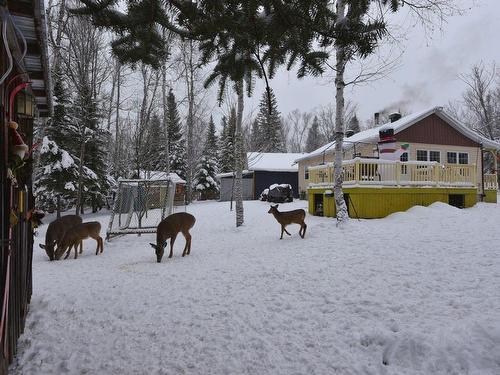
[0,112,35,373]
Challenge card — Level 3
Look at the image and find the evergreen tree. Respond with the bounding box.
[165,90,186,179]
[218,108,236,173]
[35,68,80,211]
[305,116,323,153]
[72,83,110,212]
[347,114,361,135]
[144,114,165,171]
[255,89,285,152]
[250,118,265,152]
[194,116,219,199]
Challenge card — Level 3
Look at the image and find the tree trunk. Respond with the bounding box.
[235,80,245,227]
[113,62,121,178]
[334,0,349,223]
[183,39,195,204]
[161,31,170,175]
[75,140,86,215]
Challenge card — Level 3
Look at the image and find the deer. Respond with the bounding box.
[54,221,104,260]
[39,215,82,261]
[268,204,307,239]
[149,212,196,263]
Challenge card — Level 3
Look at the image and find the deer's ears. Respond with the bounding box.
[273,204,279,208]
[149,243,158,250]
[39,244,45,249]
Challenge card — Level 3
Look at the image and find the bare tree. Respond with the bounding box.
[285,110,313,153]
[458,62,500,141]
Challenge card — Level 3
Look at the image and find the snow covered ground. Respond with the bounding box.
[11,199,500,374]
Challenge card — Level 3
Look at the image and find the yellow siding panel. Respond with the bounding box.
[484,190,498,203]
[308,187,479,219]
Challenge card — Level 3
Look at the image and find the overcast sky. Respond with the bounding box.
[236,0,500,127]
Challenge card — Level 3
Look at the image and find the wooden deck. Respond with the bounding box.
[307,158,498,190]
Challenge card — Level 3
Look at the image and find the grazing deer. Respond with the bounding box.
[149,212,196,263]
[268,204,307,239]
[39,215,82,260]
[55,221,103,260]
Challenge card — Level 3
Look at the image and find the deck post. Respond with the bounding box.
[355,159,360,184]
[434,164,440,187]
[396,161,401,186]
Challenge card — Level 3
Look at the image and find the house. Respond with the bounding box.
[295,106,500,219]
[217,152,304,201]
[0,0,52,368]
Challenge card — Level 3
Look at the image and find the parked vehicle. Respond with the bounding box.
[260,184,293,203]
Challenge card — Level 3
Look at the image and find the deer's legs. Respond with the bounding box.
[64,244,73,260]
[74,243,79,259]
[182,231,191,257]
[187,232,192,255]
[169,235,177,258]
[300,223,307,238]
[99,237,104,253]
[284,227,291,236]
[280,226,284,239]
[94,237,100,255]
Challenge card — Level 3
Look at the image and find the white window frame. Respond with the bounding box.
[447,151,458,164]
[429,150,441,163]
[416,149,428,161]
[458,152,469,165]
[446,151,469,165]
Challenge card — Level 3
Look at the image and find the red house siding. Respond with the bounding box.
[397,114,479,147]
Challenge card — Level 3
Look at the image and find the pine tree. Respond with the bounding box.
[255,89,285,152]
[219,108,236,173]
[347,114,361,135]
[72,83,110,212]
[305,116,323,153]
[194,116,219,199]
[35,67,80,212]
[165,90,186,179]
[144,114,165,171]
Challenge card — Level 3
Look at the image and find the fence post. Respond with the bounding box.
[355,159,360,183]
[396,161,401,186]
[434,164,440,187]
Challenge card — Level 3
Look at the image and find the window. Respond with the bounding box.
[400,152,408,174]
[447,152,469,165]
[305,166,309,180]
[429,151,440,162]
[416,150,428,161]
[447,152,457,164]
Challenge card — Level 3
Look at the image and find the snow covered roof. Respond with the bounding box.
[216,170,254,179]
[295,106,500,163]
[137,170,186,184]
[247,152,304,172]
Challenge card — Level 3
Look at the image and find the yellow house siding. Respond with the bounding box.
[308,186,478,219]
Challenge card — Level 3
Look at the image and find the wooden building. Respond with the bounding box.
[0,1,51,371]
[295,107,500,219]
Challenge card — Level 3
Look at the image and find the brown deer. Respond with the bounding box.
[149,212,196,263]
[268,204,307,239]
[54,221,103,260]
[39,215,82,260]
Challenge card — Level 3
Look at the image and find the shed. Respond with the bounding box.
[217,152,304,201]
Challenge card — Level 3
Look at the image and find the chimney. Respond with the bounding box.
[389,112,402,123]
[374,112,380,126]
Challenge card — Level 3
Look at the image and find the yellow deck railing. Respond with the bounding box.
[484,174,499,190]
[308,158,482,188]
